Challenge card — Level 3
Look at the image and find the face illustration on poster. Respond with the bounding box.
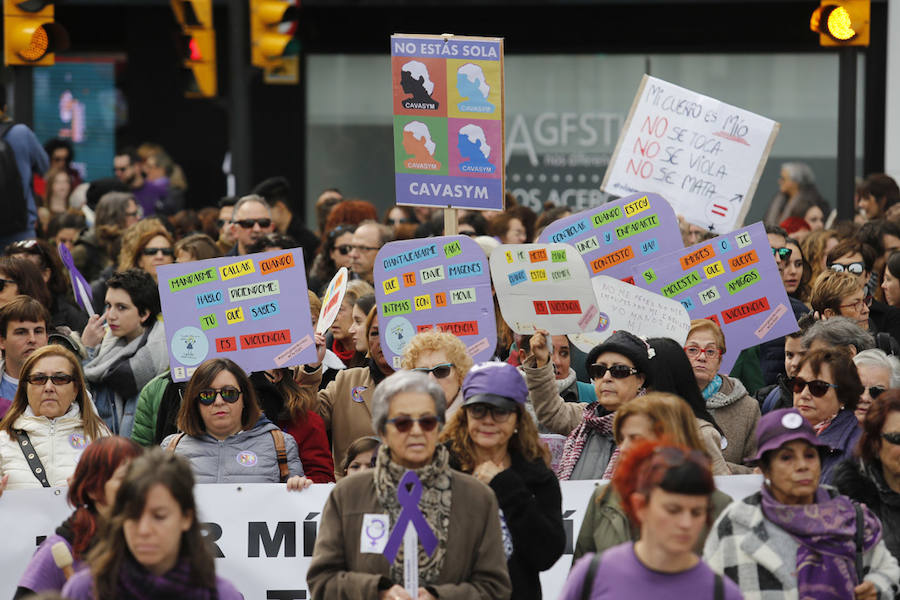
[456,63,494,112]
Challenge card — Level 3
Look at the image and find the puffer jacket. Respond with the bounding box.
[0,403,106,490]
[161,418,304,483]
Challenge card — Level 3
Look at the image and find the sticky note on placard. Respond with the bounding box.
[373,235,496,369]
[490,243,599,335]
[538,192,683,283]
[568,275,691,353]
[630,221,798,373]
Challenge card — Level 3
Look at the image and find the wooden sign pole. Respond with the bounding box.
[444,207,458,236]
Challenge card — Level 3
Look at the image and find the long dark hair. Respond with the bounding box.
[646,337,722,433]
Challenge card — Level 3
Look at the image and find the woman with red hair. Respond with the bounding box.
[559,440,741,600]
[14,436,143,598]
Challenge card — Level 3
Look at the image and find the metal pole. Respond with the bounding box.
[228,0,252,195]
[837,47,857,220]
[12,67,34,127]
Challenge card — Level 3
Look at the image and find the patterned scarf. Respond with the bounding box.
[118,555,217,600]
[761,485,882,600]
[373,443,452,585]
[813,413,837,435]
[555,403,615,480]
[701,375,724,402]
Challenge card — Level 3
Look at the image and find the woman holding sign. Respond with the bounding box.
[307,370,512,599]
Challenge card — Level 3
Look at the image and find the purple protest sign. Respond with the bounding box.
[374,235,496,369]
[631,221,798,373]
[156,249,316,382]
[57,242,94,315]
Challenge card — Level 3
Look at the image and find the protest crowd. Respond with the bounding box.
[4,69,900,600]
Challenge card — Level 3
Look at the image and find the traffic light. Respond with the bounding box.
[810,0,870,47]
[249,0,299,71]
[3,0,69,66]
[171,0,217,98]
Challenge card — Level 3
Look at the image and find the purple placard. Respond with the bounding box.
[156,249,316,382]
[374,235,496,369]
[537,192,683,285]
[631,221,798,373]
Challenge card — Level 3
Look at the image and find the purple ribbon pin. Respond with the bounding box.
[382,470,438,563]
[57,242,94,315]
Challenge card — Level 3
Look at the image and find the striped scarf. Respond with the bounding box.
[555,403,615,480]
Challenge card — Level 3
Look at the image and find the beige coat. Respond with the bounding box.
[307,469,512,600]
[706,375,760,474]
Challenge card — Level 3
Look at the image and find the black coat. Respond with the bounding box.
[832,457,900,563]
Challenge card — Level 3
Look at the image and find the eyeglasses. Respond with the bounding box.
[233,218,272,229]
[882,432,900,445]
[466,403,515,422]
[197,386,241,405]
[113,166,128,173]
[387,218,414,226]
[839,294,873,312]
[790,377,838,397]
[142,246,174,256]
[829,261,865,275]
[588,363,639,380]
[684,346,721,360]
[772,247,792,261]
[0,278,16,292]
[386,415,441,433]
[334,245,352,256]
[867,385,887,399]
[26,373,75,386]
[350,244,381,252]
[412,363,453,379]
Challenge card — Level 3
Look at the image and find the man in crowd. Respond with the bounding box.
[349,220,393,284]
[0,297,50,415]
[252,176,320,272]
[228,194,275,256]
[217,196,238,255]
[113,147,146,203]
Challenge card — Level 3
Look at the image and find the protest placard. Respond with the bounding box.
[631,221,798,373]
[601,75,779,234]
[490,243,599,335]
[567,275,691,353]
[374,235,496,368]
[391,34,505,211]
[157,249,316,382]
[317,267,348,334]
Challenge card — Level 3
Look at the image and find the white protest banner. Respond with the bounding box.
[0,477,762,600]
[490,243,599,334]
[316,267,348,334]
[568,275,691,353]
[602,75,780,234]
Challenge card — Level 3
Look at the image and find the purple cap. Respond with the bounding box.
[462,362,528,410]
[752,408,831,462]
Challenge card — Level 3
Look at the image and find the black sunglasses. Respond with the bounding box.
[197,386,241,405]
[386,415,440,433]
[412,363,453,379]
[334,244,352,256]
[233,218,272,229]
[867,385,887,399]
[328,225,355,239]
[772,247,792,261]
[790,377,838,397]
[882,432,900,445]
[466,403,515,422]
[26,373,75,385]
[588,363,639,380]
[829,261,865,275]
[142,246,174,256]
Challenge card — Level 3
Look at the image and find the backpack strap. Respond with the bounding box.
[271,429,289,483]
[14,429,50,487]
[579,551,602,600]
[165,432,186,452]
[713,573,724,600]
[0,121,16,139]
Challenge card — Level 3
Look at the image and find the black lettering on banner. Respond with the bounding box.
[248,521,296,557]
[562,509,576,554]
[304,512,319,557]
[201,522,225,557]
[267,591,307,599]
[35,535,47,547]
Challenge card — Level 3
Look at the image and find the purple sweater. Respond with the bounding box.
[18,534,86,594]
[559,542,743,600]
[61,567,244,599]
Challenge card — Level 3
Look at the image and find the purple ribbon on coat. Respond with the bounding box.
[382,470,438,563]
[57,242,94,315]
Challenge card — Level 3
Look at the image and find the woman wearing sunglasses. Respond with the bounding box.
[308,224,355,295]
[562,441,740,600]
[117,225,174,283]
[834,390,900,566]
[790,348,864,483]
[0,345,109,492]
[852,349,900,423]
[401,330,473,421]
[704,407,899,600]
[307,370,512,600]
[441,362,564,600]
[162,358,308,489]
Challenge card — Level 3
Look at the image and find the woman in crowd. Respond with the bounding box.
[162,358,308,488]
[442,362,564,600]
[307,370,512,599]
[781,236,811,303]
[523,330,652,480]
[117,223,175,283]
[791,348,864,482]
[339,435,379,477]
[173,233,221,263]
[0,256,52,313]
[330,279,375,368]
[348,293,376,356]
[308,224,355,294]
[402,329,474,421]
[574,392,734,561]
[811,269,871,332]
[71,191,141,284]
[298,305,394,476]
[304,291,346,391]
[61,449,243,599]
[0,345,109,490]
[562,440,742,600]
[15,437,143,597]
[834,390,900,563]
[81,269,169,438]
[802,229,839,286]
[704,408,899,599]
[384,205,419,240]
[881,251,900,308]
[852,349,900,423]
[684,319,760,472]
[488,212,527,245]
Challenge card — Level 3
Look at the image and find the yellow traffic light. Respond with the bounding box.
[249,0,298,70]
[4,0,69,66]
[171,0,217,98]
[810,0,870,47]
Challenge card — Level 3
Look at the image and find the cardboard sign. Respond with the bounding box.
[631,222,798,373]
[602,75,780,234]
[391,34,505,211]
[568,275,691,353]
[157,249,316,382]
[374,236,496,368]
[490,243,599,335]
[317,267,348,334]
